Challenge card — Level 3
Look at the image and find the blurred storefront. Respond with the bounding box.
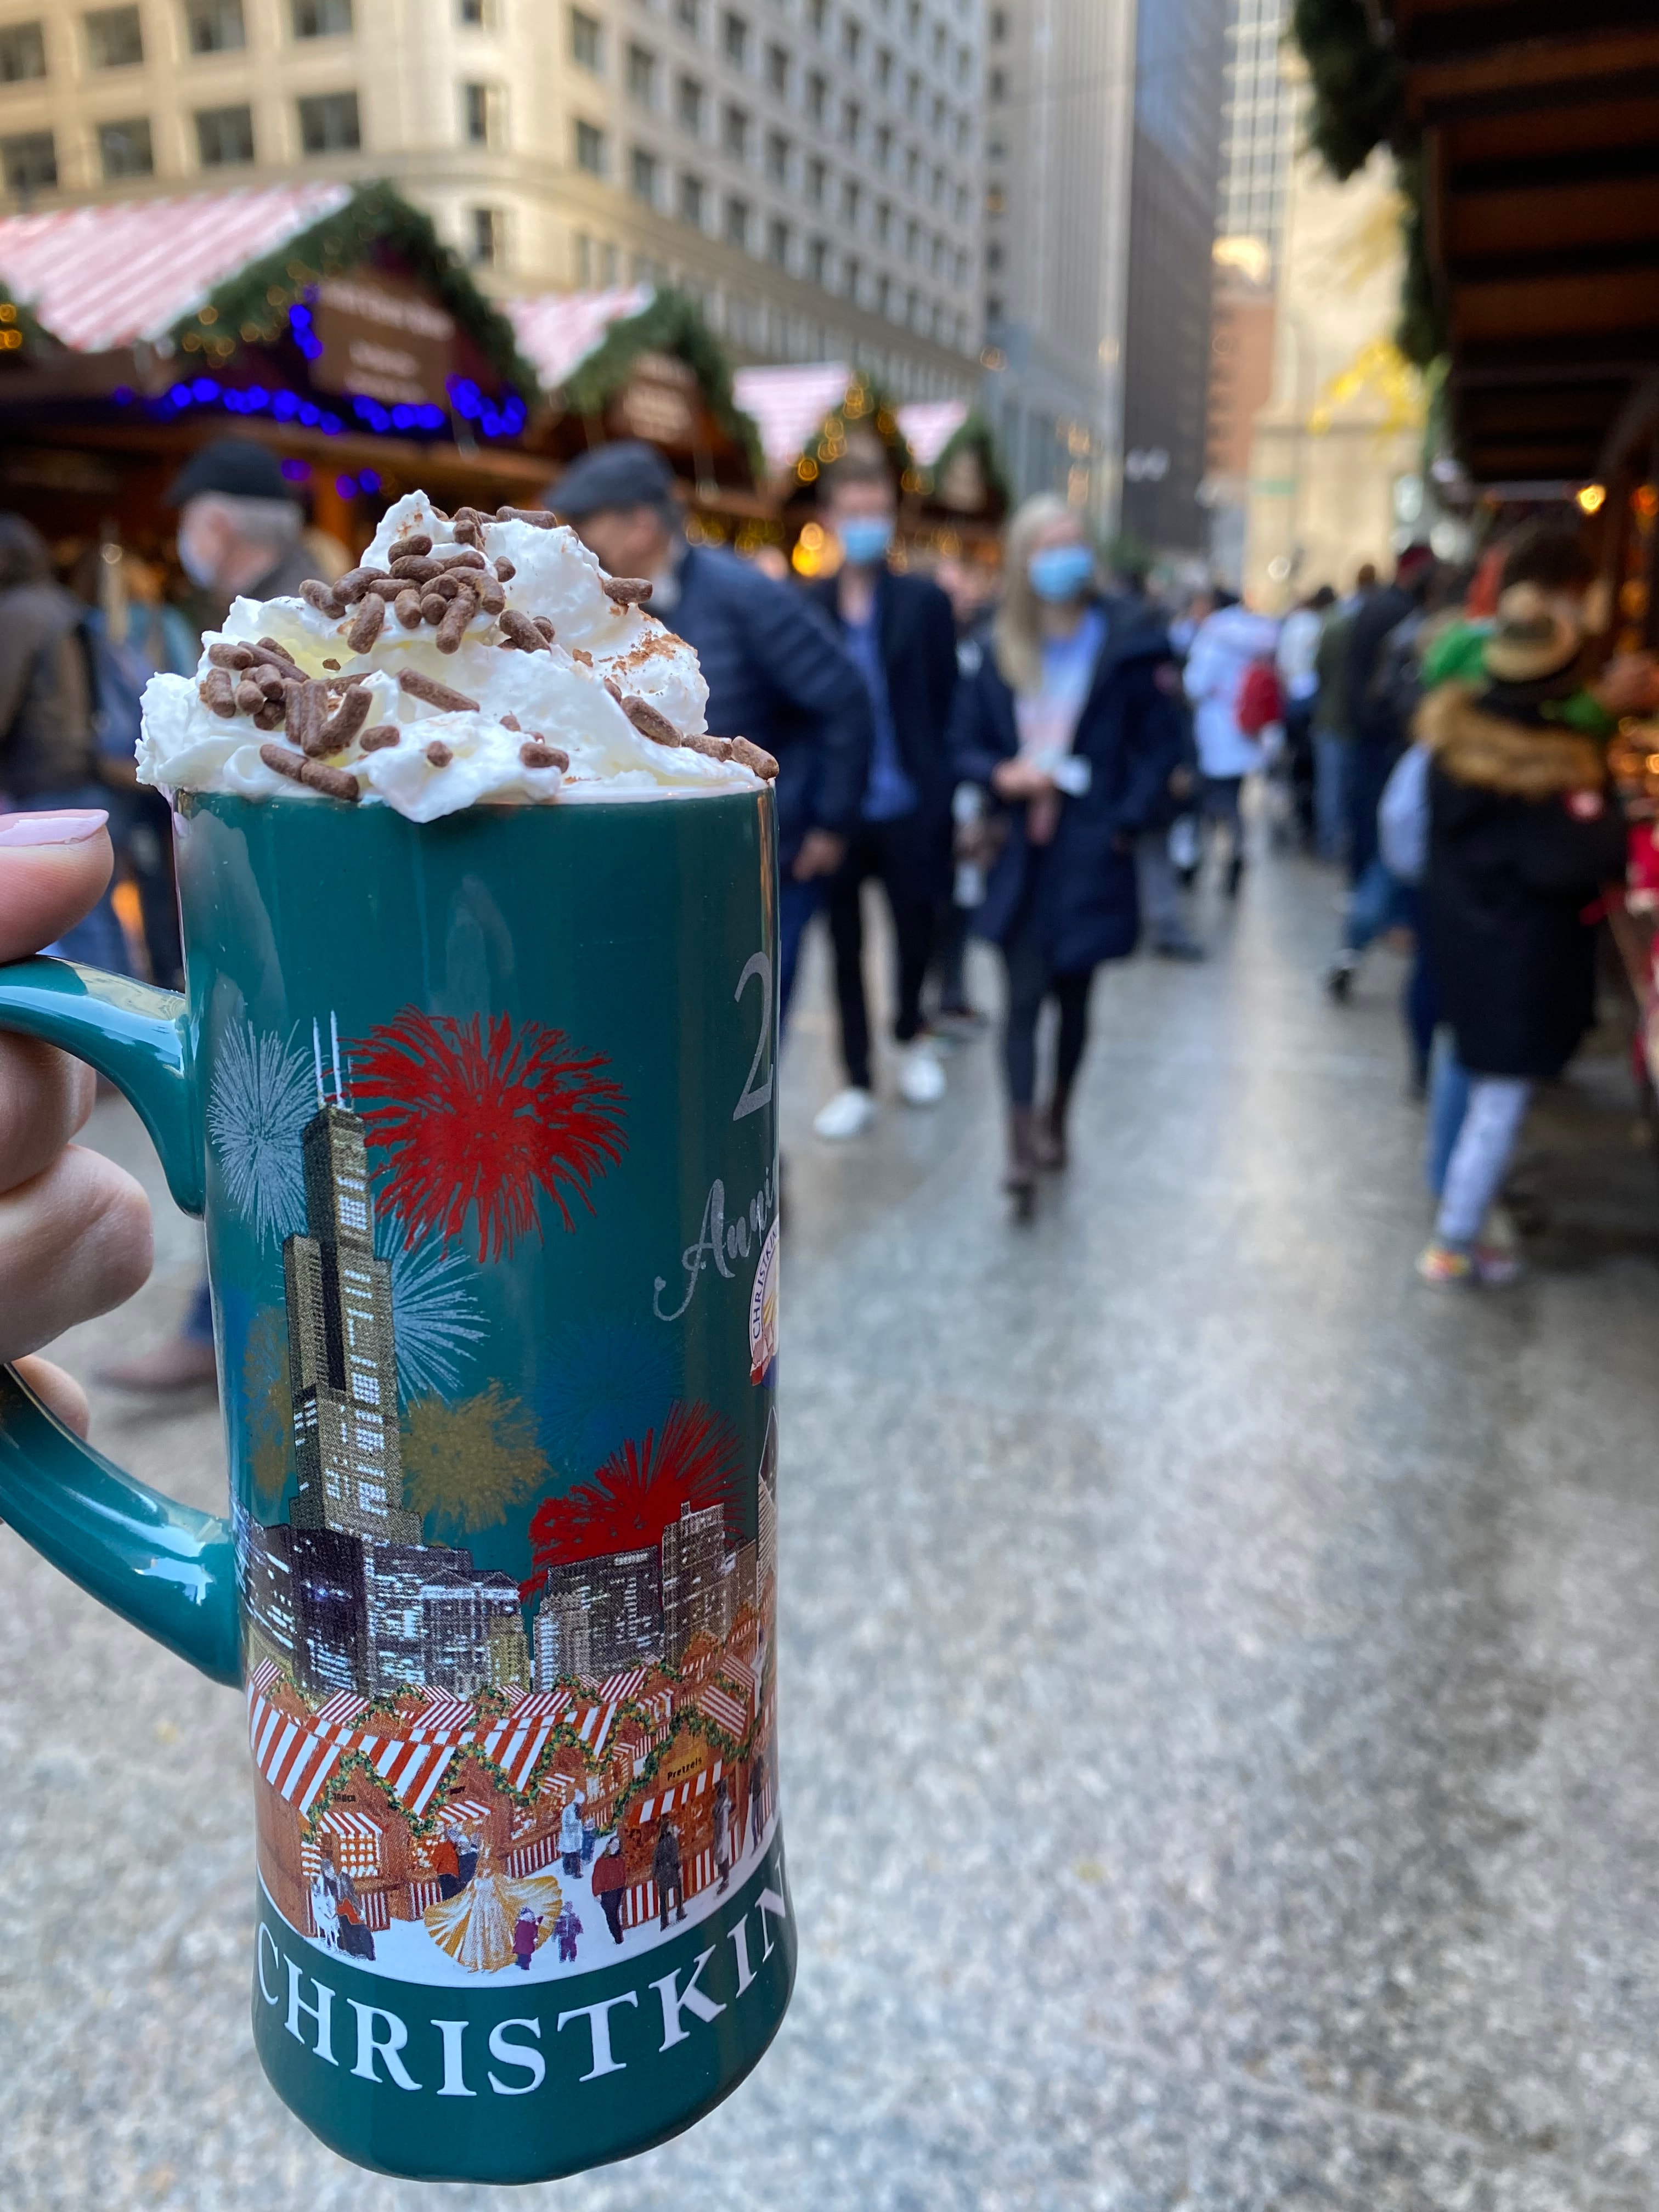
[0,180,548,563]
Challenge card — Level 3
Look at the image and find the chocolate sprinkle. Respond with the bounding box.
[347,595,386,656]
[398,669,478,712]
[336,566,387,605]
[501,712,521,731]
[498,608,549,653]
[493,556,516,580]
[602,575,653,606]
[622,695,681,748]
[421,593,448,624]
[425,741,454,768]
[234,677,265,714]
[389,533,432,561]
[495,505,557,528]
[391,555,441,584]
[256,636,298,666]
[319,684,373,753]
[436,585,477,653]
[359,724,401,752]
[259,743,359,802]
[682,731,735,761]
[729,735,780,780]
[520,740,568,770]
[299,578,345,617]
[393,588,424,629]
[532,616,555,641]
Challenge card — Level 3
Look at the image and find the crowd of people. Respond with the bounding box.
[0,435,1649,1345]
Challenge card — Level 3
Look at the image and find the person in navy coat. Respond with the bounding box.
[804,454,961,1138]
[949,495,1184,1214]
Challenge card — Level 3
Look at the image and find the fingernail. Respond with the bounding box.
[0,811,109,847]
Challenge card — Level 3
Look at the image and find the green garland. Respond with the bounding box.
[170,178,540,397]
[922,409,1011,515]
[794,371,913,489]
[1287,2,1443,371]
[0,289,50,357]
[561,286,763,475]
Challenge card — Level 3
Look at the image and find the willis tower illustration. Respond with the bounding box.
[237,1017,523,1702]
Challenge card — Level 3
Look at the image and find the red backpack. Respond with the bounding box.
[1235,656,1285,736]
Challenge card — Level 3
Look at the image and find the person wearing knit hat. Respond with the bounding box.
[1415,523,1657,1286]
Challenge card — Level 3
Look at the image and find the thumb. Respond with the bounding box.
[0,814,116,964]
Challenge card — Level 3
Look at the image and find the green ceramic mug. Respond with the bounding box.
[0,787,793,2183]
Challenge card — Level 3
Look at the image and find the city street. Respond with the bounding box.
[3,847,1656,2210]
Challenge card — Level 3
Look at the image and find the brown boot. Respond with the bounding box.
[1035,1083,1072,1171]
[1004,1108,1039,1218]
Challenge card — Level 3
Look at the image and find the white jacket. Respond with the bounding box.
[1183,605,1282,778]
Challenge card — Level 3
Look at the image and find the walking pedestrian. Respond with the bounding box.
[712,1774,733,1894]
[551,1904,582,1963]
[98,439,315,1396]
[0,517,131,973]
[804,455,960,1137]
[652,1818,685,1929]
[1277,585,1333,850]
[551,441,872,1034]
[592,1833,628,1945]
[1181,589,1281,895]
[1311,567,1372,864]
[949,495,1184,1215]
[1339,545,1435,890]
[514,1906,544,1970]
[559,1796,585,1878]
[1416,531,1644,1285]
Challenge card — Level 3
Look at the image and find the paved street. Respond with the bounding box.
[2,845,1657,2211]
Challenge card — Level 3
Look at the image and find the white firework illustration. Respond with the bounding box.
[206,1024,316,1243]
[382,1233,487,1402]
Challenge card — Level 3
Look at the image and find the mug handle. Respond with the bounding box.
[0,958,238,1686]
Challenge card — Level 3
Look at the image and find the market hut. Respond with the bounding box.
[507,284,764,528]
[0,178,546,559]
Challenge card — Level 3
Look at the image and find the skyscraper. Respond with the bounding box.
[661,1501,734,1661]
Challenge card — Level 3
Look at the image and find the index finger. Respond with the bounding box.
[0,814,116,964]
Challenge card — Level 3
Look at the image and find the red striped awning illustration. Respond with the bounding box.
[696,1681,748,1737]
[597,1667,648,1703]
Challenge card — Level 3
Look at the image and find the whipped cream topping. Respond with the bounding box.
[137,491,774,820]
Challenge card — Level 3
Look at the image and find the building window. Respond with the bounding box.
[765,40,787,94]
[722,103,748,161]
[873,122,891,170]
[195,104,255,164]
[461,81,502,143]
[904,143,918,189]
[298,90,359,151]
[627,42,657,101]
[457,0,495,22]
[292,0,352,32]
[83,5,143,65]
[807,0,826,33]
[840,97,860,146]
[675,0,700,30]
[876,47,893,93]
[875,271,891,315]
[469,206,504,265]
[806,235,827,284]
[840,176,859,224]
[98,115,153,176]
[930,93,945,136]
[929,161,943,205]
[766,215,789,266]
[805,154,825,206]
[1,130,55,193]
[724,194,749,248]
[574,117,605,173]
[843,254,860,303]
[805,71,825,125]
[631,145,659,201]
[874,197,891,244]
[989,5,1006,35]
[988,66,1004,100]
[904,215,917,259]
[570,6,602,69]
[676,74,704,131]
[574,229,594,283]
[678,171,704,225]
[905,0,919,33]
[985,291,1003,324]
[764,128,788,183]
[185,0,246,52]
[722,8,747,65]
[0,21,46,81]
[904,69,919,116]
[842,16,860,63]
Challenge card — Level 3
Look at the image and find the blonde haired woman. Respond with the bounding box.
[948,495,1184,1215]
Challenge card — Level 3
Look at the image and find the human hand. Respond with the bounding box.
[791,830,847,881]
[990,757,1056,802]
[0,811,154,1434]
[1591,652,1659,719]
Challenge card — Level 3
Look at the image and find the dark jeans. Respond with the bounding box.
[1343,864,1440,1079]
[931,899,972,1012]
[1001,915,1095,1110]
[1283,697,1316,847]
[1345,740,1395,887]
[600,1891,625,1942]
[824,819,938,1089]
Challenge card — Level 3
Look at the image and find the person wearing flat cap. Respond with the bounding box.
[1414,521,1656,1287]
[99,438,312,1395]
[552,441,873,1027]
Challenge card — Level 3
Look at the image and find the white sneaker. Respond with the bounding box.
[812,1085,878,1139]
[896,1037,946,1107]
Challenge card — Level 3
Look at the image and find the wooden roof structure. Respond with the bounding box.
[1385,0,1659,486]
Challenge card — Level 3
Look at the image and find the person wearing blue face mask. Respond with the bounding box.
[948,495,1184,1215]
[803,454,960,1138]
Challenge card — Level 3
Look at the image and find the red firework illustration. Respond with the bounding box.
[526,1400,741,1588]
[351,1009,627,1262]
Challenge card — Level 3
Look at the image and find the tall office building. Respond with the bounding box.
[1117,0,1228,555]
[1216,0,1297,275]
[661,1500,734,1659]
[0,0,984,397]
[983,0,1227,548]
